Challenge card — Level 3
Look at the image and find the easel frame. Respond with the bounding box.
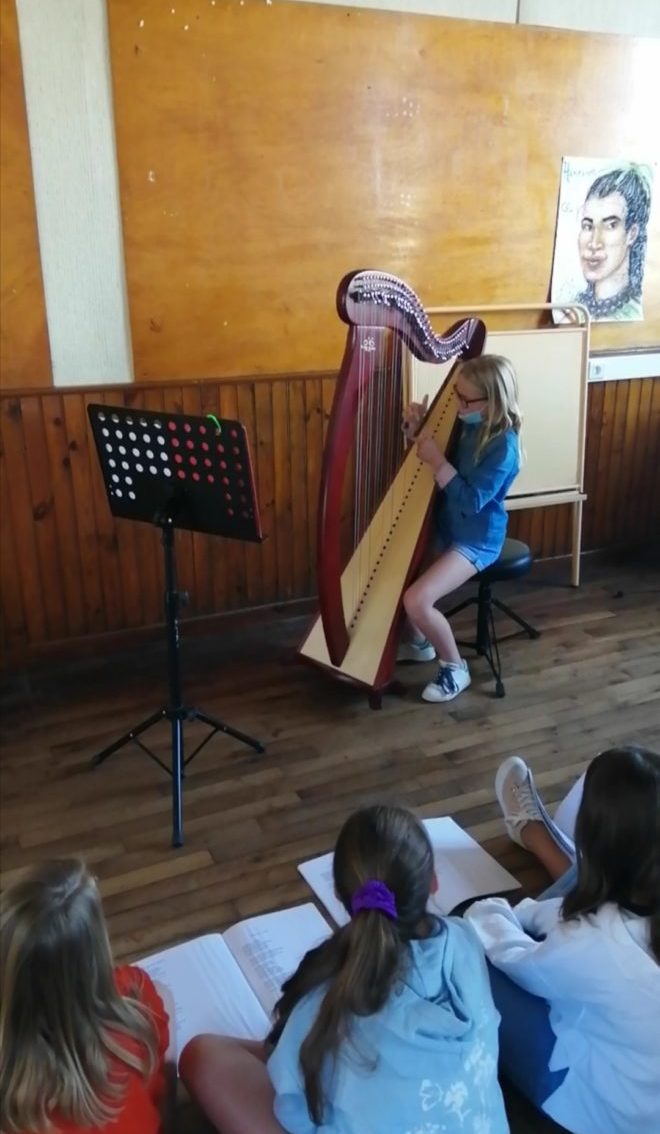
[410,302,590,587]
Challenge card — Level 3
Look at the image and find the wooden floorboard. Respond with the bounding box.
[1,555,659,1133]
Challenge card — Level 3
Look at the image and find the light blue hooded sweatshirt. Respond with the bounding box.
[268,917,509,1134]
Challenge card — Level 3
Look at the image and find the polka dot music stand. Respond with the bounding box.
[87,403,265,847]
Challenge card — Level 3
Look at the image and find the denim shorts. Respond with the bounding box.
[434,537,500,574]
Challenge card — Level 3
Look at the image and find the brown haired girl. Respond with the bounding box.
[0,859,173,1134]
[466,746,660,1134]
[180,804,508,1134]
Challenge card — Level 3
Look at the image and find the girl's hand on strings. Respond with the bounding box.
[416,433,445,472]
[402,395,429,441]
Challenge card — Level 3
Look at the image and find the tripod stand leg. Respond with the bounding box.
[492,598,541,639]
[90,710,166,768]
[193,710,265,754]
[172,715,184,848]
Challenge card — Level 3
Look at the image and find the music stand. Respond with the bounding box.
[87,403,265,847]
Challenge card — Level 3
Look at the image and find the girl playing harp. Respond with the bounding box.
[401,355,522,703]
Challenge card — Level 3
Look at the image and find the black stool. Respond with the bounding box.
[445,538,540,698]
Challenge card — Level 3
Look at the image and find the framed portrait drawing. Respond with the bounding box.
[551,158,655,323]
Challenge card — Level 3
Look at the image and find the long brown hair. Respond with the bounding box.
[0,859,160,1133]
[269,805,436,1124]
[562,746,660,960]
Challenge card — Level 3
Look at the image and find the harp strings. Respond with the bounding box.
[353,306,408,622]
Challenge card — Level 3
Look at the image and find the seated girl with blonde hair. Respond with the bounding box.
[0,859,174,1134]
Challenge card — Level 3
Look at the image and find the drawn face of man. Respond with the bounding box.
[578,191,639,299]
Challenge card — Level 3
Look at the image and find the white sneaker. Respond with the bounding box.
[421,659,471,702]
[495,756,544,847]
[397,638,436,663]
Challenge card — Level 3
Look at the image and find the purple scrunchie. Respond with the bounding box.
[350,880,398,920]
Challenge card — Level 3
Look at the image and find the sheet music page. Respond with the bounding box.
[299,818,520,924]
[223,903,331,1016]
[140,934,269,1060]
[423,817,520,915]
[297,854,350,927]
[552,773,585,844]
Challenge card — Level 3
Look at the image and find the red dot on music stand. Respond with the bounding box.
[225,492,232,502]
[190,456,197,466]
[199,424,207,435]
[238,479,245,488]
[236,462,243,472]
[233,447,240,455]
[172,437,180,447]
[217,443,225,453]
[207,474,214,484]
[204,458,212,468]
[192,471,200,481]
[174,453,183,464]
[227,507,234,516]
[177,469,186,479]
[201,441,209,451]
[184,423,191,433]
[186,439,194,449]
[222,476,229,486]
[230,429,238,439]
[168,421,177,431]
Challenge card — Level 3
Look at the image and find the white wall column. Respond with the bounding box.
[16,0,132,386]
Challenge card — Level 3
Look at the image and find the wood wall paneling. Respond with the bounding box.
[107,1,660,382]
[0,0,51,389]
[1,374,658,664]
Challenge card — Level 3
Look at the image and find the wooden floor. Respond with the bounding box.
[1,554,659,1132]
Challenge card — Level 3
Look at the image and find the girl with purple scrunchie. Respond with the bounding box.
[180,805,508,1134]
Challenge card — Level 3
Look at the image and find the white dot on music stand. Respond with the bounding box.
[116,488,123,497]
[121,461,129,470]
[111,413,119,423]
[116,429,123,439]
[157,435,165,445]
[146,449,154,459]
[159,451,168,462]
[112,473,119,482]
[143,433,151,443]
[125,476,133,485]
[129,431,137,441]
[102,427,109,437]
[105,443,113,453]
[118,445,127,455]
[136,463,144,472]
[129,490,136,500]
[164,467,172,477]
[132,447,140,456]
[149,465,157,474]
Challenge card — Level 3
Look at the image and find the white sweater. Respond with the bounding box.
[465,896,660,1134]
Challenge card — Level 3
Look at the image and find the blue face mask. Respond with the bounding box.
[458,409,483,425]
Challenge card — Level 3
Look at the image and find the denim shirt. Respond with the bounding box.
[268,918,509,1134]
[435,426,520,559]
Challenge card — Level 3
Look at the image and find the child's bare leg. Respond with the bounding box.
[404,550,476,664]
[519,821,573,881]
[179,1035,286,1134]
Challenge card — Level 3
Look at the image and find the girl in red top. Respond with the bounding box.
[0,859,173,1134]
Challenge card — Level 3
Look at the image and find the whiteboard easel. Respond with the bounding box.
[410,304,590,586]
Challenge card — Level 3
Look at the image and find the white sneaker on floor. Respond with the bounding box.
[421,659,471,702]
[397,638,436,663]
[495,756,544,847]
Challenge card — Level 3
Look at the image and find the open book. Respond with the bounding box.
[298,816,520,927]
[140,903,330,1059]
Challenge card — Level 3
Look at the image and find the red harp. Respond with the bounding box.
[299,270,486,704]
